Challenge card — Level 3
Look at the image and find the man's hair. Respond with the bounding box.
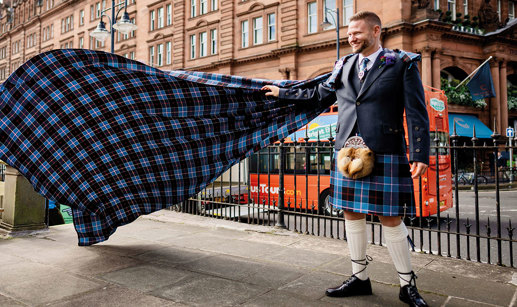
[349,11,382,27]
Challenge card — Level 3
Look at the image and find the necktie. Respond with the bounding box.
[358,58,369,81]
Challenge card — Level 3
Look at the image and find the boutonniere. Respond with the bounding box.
[379,52,396,68]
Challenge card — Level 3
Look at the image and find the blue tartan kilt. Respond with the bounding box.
[330,153,416,217]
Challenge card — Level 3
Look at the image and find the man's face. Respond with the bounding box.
[347,19,379,55]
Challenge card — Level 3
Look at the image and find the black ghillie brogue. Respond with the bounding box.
[325,275,373,297]
[325,257,373,297]
[398,271,428,307]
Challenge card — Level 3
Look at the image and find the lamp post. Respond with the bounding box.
[89,0,138,54]
[321,7,340,60]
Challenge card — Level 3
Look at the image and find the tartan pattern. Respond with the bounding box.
[0,49,333,245]
[330,153,416,216]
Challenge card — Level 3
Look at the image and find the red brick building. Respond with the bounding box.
[0,0,516,134]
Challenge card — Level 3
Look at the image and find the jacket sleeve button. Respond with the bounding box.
[416,149,421,153]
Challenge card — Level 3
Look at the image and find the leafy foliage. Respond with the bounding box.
[441,78,487,109]
[508,84,517,110]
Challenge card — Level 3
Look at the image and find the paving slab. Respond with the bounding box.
[241,289,339,307]
[99,264,193,292]
[0,270,104,305]
[179,254,304,288]
[262,245,343,269]
[415,268,516,306]
[51,285,183,307]
[0,294,24,307]
[134,245,215,266]
[442,296,504,307]
[152,275,268,306]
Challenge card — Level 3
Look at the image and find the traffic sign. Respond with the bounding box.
[507,127,515,138]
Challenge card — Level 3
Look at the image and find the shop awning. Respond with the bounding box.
[448,114,493,138]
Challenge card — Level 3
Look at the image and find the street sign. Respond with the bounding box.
[507,127,515,138]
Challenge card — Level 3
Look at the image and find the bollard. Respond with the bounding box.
[0,166,47,237]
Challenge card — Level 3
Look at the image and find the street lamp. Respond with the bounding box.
[321,7,340,60]
[90,0,138,54]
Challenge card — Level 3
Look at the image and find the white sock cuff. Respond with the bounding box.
[383,222,408,242]
[345,218,367,233]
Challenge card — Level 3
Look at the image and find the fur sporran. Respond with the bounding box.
[337,136,375,179]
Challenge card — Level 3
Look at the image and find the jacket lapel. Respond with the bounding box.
[357,49,387,99]
[342,54,357,86]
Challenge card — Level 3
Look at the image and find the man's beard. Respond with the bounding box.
[353,39,371,54]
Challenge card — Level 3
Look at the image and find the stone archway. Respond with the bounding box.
[441,66,469,84]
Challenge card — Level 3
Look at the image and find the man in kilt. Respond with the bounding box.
[262,11,430,307]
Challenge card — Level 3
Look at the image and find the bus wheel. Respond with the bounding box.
[319,189,343,217]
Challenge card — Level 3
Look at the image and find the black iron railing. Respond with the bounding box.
[173,133,517,268]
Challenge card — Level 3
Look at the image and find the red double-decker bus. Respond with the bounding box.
[248,87,453,217]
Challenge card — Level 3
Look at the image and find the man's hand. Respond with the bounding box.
[261,85,279,97]
[410,162,428,179]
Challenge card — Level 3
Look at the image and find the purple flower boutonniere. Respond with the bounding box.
[379,52,397,68]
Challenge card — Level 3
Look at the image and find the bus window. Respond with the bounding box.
[429,131,449,156]
[308,148,332,175]
[286,148,306,174]
[250,147,279,174]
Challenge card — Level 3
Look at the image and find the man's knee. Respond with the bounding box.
[344,211,366,220]
[379,216,402,227]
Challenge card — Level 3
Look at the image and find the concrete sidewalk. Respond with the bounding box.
[1,211,516,307]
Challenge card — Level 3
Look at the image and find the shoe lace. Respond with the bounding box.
[398,270,418,288]
[349,255,373,280]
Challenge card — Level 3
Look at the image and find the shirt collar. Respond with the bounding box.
[358,46,383,69]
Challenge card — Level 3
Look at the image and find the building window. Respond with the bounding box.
[200,32,207,57]
[90,5,95,21]
[201,0,208,14]
[157,44,163,66]
[253,17,263,45]
[210,29,217,54]
[191,0,197,17]
[323,0,337,29]
[96,2,101,18]
[79,37,84,48]
[166,41,172,64]
[80,10,84,26]
[190,34,196,59]
[157,7,164,28]
[149,46,155,66]
[463,0,468,15]
[150,10,155,31]
[434,0,439,10]
[308,2,317,34]
[510,1,515,20]
[131,18,136,37]
[267,13,275,41]
[241,20,249,48]
[343,0,353,25]
[497,0,501,21]
[448,0,456,20]
[130,51,135,60]
[211,0,217,11]
[167,4,172,26]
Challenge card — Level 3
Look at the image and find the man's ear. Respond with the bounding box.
[373,25,381,37]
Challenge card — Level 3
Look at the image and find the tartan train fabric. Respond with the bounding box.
[330,153,416,216]
[0,49,333,245]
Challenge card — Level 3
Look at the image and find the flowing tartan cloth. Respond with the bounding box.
[0,49,333,245]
